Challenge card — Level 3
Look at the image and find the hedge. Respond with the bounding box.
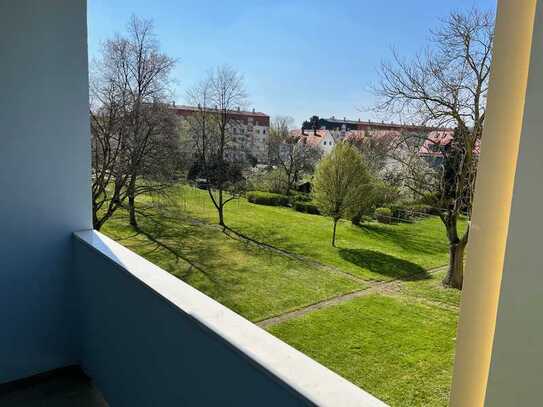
[390,203,440,221]
[375,207,393,224]
[293,201,320,215]
[246,191,289,206]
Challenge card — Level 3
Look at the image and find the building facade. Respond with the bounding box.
[289,129,336,155]
[172,105,270,164]
[300,115,457,167]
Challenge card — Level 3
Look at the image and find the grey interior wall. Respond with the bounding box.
[0,0,91,382]
[74,239,313,407]
[485,1,543,405]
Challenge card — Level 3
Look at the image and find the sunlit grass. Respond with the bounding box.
[269,294,458,407]
[102,206,364,321]
[172,185,465,281]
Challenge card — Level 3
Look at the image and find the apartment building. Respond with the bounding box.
[172,104,270,164]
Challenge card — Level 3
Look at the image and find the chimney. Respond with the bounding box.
[237,106,240,111]
[172,101,176,107]
[252,108,255,113]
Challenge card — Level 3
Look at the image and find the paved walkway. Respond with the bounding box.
[257,265,450,328]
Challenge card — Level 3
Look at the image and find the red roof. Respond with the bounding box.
[419,130,480,157]
[290,129,331,147]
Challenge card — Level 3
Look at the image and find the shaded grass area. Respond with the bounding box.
[174,185,465,281]
[268,294,458,407]
[400,270,462,308]
[102,206,364,322]
[338,248,427,280]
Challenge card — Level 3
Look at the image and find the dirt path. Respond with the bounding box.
[257,265,450,328]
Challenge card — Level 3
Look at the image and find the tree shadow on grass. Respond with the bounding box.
[222,225,310,261]
[127,209,224,286]
[356,223,447,256]
[338,248,430,280]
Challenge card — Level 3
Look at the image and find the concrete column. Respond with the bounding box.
[449,1,539,406]
[0,0,91,382]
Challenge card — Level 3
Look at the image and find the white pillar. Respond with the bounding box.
[449,1,541,405]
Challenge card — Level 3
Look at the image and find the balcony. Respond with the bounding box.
[73,230,385,405]
[2,1,543,406]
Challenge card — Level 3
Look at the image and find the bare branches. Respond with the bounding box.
[374,8,494,131]
[373,7,494,288]
[183,65,248,227]
[268,116,321,195]
[90,15,179,230]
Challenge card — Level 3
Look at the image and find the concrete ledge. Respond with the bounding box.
[74,230,386,406]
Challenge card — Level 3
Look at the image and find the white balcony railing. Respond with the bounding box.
[74,230,387,406]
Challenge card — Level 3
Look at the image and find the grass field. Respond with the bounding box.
[172,185,463,281]
[102,185,464,406]
[103,207,364,321]
[269,293,458,407]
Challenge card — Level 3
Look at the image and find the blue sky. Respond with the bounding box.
[87,0,496,126]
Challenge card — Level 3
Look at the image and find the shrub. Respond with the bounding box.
[390,204,412,222]
[293,201,320,215]
[375,207,393,224]
[246,168,287,194]
[390,203,440,221]
[292,193,312,203]
[246,191,289,206]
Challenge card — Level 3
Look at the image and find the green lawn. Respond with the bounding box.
[268,294,458,407]
[101,185,464,406]
[172,185,463,281]
[103,206,364,321]
[400,270,462,308]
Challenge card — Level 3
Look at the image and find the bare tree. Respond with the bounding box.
[90,16,179,230]
[373,8,494,288]
[268,116,321,195]
[90,76,129,231]
[185,66,248,227]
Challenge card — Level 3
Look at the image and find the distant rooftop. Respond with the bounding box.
[325,116,450,131]
[170,104,269,118]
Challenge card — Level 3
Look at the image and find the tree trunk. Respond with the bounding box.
[93,211,103,231]
[442,239,466,289]
[218,188,225,227]
[218,205,225,227]
[440,213,469,289]
[128,177,137,228]
[332,218,338,247]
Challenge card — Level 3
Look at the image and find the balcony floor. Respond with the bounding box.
[0,366,108,406]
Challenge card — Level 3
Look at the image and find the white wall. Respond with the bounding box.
[0,0,91,382]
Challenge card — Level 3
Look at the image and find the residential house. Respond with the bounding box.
[289,129,336,155]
